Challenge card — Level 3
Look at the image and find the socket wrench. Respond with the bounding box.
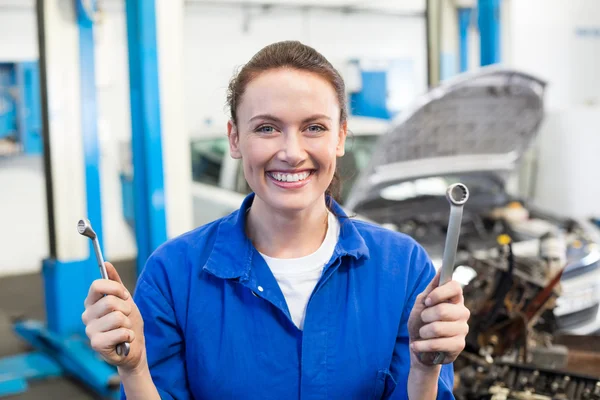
[78,219,131,357]
[426,183,469,365]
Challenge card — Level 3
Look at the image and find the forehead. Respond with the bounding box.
[239,68,340,121]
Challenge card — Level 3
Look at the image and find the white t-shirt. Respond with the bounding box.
[259,211,340,330]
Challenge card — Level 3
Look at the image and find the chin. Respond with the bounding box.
[259,187,325,213]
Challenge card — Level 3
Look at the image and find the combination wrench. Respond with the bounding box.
[424,183,469,365]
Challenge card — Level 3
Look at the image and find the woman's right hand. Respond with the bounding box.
[82,262,146,373]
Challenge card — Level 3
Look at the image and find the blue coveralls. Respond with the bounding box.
[122,193,455,399]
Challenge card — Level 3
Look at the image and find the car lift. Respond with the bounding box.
[0,0,168,398]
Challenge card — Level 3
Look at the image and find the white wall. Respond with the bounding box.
[0,3,427,276]
[95,7,138,261]
[157,0,194,242]
[0,6,38,62]
[532,109,600,218]
[183,4,427,133]
[0,5,46,276]
[0,157,48,276]
[506,0,600,218]
[439,0,458,80]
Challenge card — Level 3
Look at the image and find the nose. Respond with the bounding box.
[277,131,306,166]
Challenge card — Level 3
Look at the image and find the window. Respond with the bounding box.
[339,134,379,202]
[190,137,228,186]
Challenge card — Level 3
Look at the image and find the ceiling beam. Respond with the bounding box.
[184,0,425,18]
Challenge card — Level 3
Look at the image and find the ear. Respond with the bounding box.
[336,120,348,157]
[227,120,242,159]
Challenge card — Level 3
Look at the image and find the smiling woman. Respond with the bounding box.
[81,40,469,400]
[226,41,348,216]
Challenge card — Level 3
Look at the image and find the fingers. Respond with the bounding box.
[105,262,124,286]
[414,269,442,308]
[86,310,133,337]
[424,280,463,307]
[82,294,133,324]
[423,268,442,296]
[411,336,465,354]
[419,320,469,340]
[90,328,135,354]
[84,277,130,308]
[421,302,470,324]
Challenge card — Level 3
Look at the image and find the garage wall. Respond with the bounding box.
[0,2,427,276]
[507,0,600,218]
[182,4,427,134]
[0,6,38,62]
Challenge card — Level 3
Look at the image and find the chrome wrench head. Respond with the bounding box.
[77,219,96,239]
[446,183,469,206]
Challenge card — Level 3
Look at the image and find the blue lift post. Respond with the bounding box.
[0,1,121,398]
[0,0,171,395]
[458,8,472,73]
[478,0,501,66]
[125,0,168,275]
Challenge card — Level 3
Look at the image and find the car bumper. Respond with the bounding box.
[555,267,600,335]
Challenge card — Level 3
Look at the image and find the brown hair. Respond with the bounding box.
[226,40,347,203]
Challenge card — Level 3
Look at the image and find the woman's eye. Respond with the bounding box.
[256,125,276,134]
[307,125,326,133]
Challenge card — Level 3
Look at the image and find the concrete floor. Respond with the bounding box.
[0,260,137,400]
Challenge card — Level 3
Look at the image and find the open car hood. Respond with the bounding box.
[344,67,546,210]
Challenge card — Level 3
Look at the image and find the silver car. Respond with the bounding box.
[190,68,600,336]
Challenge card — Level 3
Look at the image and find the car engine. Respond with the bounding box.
[358,199,600,399]
[453,230,600,400]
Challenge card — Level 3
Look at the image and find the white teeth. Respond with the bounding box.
[270,171,311,182]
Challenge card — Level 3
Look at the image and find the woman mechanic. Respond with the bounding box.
[81,41,470,399]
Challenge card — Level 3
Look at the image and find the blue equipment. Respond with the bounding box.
[0,1,120,397]
[0,62,43,155]
[478,0,501,66]
[0,0,167,397]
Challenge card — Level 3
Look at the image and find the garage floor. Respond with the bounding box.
[0,260,138,400]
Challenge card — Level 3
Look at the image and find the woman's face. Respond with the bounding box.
[228,68,347,214]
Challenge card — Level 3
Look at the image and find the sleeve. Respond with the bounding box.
[386,246,455,400]
[120,256,191,400]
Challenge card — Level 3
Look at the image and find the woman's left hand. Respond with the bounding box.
[407,270,470,367]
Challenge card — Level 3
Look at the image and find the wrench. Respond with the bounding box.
[424,183,469,365]
[78,219,131,357]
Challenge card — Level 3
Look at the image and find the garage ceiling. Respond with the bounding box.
[0,0,477,15]
[185,0,427,14]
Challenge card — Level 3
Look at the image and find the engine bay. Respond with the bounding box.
[356,198,600,399]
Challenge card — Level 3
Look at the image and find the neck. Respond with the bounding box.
[246,196,329,259]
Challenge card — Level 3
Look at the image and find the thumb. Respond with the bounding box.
[105,262,124,286]
[422,267,441,297]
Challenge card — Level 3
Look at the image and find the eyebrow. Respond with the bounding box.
[248,114,332,124]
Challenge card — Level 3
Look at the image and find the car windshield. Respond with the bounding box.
[190,137,229,185]
[338,134,379,201]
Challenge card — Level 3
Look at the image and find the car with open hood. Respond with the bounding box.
[342,67,600,336]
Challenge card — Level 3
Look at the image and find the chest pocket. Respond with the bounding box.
[372,369,398,400]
